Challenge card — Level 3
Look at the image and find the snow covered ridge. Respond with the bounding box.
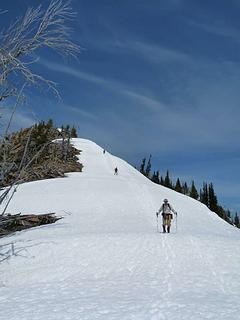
[1,138,240,320]
[0,137,236,235]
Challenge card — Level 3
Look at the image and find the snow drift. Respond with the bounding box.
[0,138,240,320]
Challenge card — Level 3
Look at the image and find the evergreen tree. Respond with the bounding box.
[60,125,64,136]
[189,180,199,200]
[182,182,189,195]
[151,171,156,183]
[227,210,231,219]
[70,126,78,138]
[160,176,164,185]
[145,155,152,178]
[234,213,239,228]
[200,182,209,206]
[46,118,53,129]
[175,178,182,193]
[140,157,146,175]
[65,124,70,136]
[217,206,228,221]
[156,170,160,184]
[208,183,218,213]
[164,170,172,189]
[152,170,160,184]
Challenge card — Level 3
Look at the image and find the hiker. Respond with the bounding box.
[103,149,106,154]
[114,167,118,175]
[156,199,177,233]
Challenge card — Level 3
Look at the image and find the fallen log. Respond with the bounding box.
[0,213,62,237]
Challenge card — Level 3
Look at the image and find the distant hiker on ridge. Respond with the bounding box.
[114,167,118,175]
[156,199,177,233]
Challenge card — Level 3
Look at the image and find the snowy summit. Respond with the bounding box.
[1,138,240,320]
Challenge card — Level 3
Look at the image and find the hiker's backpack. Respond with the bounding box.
[162,203,173,219]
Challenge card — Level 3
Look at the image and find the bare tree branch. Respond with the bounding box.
[0,139,52,215]
[0,1,80,215]
[0,0,80,101]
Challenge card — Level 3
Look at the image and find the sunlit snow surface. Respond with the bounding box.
[1,138,240,320]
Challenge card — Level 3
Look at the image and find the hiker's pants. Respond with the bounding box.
[162,214,172,227]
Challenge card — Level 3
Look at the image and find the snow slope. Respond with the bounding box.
[1,138,240,320]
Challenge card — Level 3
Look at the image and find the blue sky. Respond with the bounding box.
[1,0,240,213]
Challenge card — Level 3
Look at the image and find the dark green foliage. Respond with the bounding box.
[151,170,160,184]
[234,213,239,228]
[208,183,218,213]
[46,119,53,128]
[189,181,199,200]
[182,182,189,195]
[217,205,233,225]
[151,171,156,183]
[140,158,146,175]
[0,120,82,187]
[70,127,78,138]
[200,183,209,206]
[227,210,231,218]
[175,178,182,193]
[137,155,237,229]
[31,121,50,147]
[199,182,234,226]
[164,170,173,189]
[160,176,164,185]
[156,170,160,184]
[145,155,152,178]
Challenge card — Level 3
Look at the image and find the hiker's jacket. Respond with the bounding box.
[158,203,176,216]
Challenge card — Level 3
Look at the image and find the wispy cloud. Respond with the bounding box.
[85,35,192,65]
[39,58,167,112]
[39,53,240,155]
[116,40,191,64]
[40,59,109,87]
[187,19,240,42]
[0,107,36,134]
[13,112,36,130]
[65,105,98,120]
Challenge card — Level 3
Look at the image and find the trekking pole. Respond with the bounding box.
[175,213,178,233]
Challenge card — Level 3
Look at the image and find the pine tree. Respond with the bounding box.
[227,210,231,219]
[156,170,160,184]
[175,178,182,193]
[160,176,164,185]
[65,124,70,136]
[189,180,199,200]
[164,170,172,189]
[217,206,229,222]
[151,171,156,183]
[200,182,209,206]
[140,158,146,175]
[182,182,189,195]
[208,183,218,213]
[46,118,53,129]
[152,170,160,184]
[70,126,78,138]
[145,155,152,178]
[234,213,239,228]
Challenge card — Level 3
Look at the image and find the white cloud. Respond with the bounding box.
[65,105,98,120]
[116,40,191,64]
[0,107,36,134]
[39,58,167,112]
[187,19,240,42]
[40,59,109,87]
[38,45,240,156]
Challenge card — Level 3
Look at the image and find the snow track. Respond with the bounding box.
[1,138,240,320]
